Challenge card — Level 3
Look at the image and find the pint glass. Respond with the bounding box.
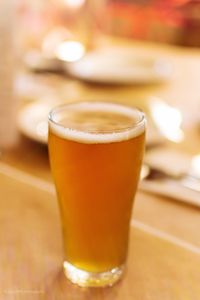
[48,102,146,287]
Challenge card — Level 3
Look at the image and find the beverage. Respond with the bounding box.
[48,102,145,287]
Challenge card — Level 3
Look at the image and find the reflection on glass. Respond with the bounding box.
[150,98,184,143]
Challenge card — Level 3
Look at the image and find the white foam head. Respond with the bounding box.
[49,102,146,144]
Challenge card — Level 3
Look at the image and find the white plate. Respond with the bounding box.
[17,101,53,144]
[17,100,164,146]
[66,46,172,84]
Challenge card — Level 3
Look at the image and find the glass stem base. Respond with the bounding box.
[63,261,125,287]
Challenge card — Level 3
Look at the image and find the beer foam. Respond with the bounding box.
[49,102,145,144]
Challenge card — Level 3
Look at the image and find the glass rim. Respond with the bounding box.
[48,101,146,134]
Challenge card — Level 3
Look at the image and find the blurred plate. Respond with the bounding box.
[17,101,53,144]
[17,100,164,146]
[66,46,172,84]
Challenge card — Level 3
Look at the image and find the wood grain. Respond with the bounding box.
[1,172,200,300]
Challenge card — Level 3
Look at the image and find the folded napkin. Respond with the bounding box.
[139,148,200,207]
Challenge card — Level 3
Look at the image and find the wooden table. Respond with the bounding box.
[1,39,200,299]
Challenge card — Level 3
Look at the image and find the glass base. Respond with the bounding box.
[63,261,125,287]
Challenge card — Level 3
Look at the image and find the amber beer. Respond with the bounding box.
[48,102,145,287]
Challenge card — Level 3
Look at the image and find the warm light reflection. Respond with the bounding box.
[42,27,71,58]
[150,98,184,143]
[62,0,85,9]
[191,155,200,178]
[140,164,149,181]
[55,41,85,62]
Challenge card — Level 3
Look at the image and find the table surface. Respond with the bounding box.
[1,38,200,299]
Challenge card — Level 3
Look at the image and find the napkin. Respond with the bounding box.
[139,148,200,207]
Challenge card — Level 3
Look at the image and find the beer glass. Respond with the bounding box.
[48,101,146,287]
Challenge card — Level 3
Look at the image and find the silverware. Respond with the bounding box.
[141,164,200,193]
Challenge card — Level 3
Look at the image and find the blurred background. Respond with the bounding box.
[0,0,200,161]
[16,0,200,52]
[1,1,200,296]
[16,0,200,49]
[1,0,200,173]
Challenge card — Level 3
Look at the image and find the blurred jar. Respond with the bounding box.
[16,0,96,57]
